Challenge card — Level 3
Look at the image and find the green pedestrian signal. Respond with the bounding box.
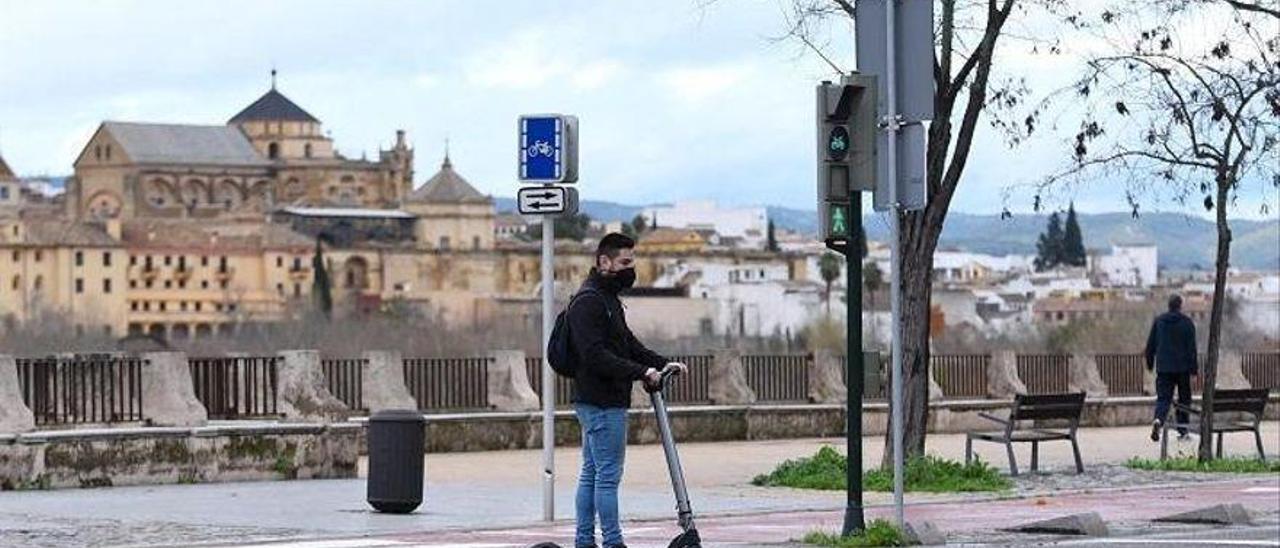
[830,203,848,237]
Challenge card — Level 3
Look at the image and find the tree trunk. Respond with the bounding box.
[882,242,936,466]
[826,280,832,318]
[1198,175,1232,461]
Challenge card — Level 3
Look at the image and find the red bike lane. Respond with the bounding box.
[371,477,1279,547]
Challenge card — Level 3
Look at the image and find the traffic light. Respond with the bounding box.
[817,74,877,243]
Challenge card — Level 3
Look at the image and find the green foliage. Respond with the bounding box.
[1062,204,1087,267]
[801,520,906,547]
[1034,212,1065,271]
[864,455,1011,492]
[1125,456,1280,473]
[311,238,332,320]
[767,219,779,252]
[752,447,1011,492]
[632,213,648,234]
[820,253,843,284]
[528,212,592,241]
[753,446,848,490]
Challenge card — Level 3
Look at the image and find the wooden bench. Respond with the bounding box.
[965,392,1086,476]
[1161,388,1271,460]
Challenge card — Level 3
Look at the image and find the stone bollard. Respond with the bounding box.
[1216,351,1252,389]
[487,351,540,412]
[277,350,350,422]
[709,349,755,405]
[1069,354,1109,399]
[631,382,652,408]
[809,349,847,404]
[988,351,1027,399]
[140,352,208,426]
[927,362,944,401]
[0,355,35,433]
[361,350,418,413]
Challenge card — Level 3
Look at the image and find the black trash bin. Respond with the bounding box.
[366,409,426,513]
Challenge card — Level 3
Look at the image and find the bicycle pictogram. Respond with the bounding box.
[526,140,554,159]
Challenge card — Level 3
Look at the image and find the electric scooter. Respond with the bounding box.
[532,367,702,548]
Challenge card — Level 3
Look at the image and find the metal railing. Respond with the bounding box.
[665,355,713,404]
[931,354,990,399]
[403,357,491,412]
[744,354,810,403]
[1242,352,1279,390]
[837,353,887,400]
[16,356,144,426]
[1016,354,1070,394]
[525,357,575,408]
[188,357,280,419]
[322,357,366,412]
[1095,354,1146,395]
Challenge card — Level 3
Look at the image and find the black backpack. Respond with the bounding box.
[546,289,610,378]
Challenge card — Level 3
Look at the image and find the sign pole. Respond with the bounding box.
[885,0,906,528]
[841,195,866,536]
[541,214,555,522]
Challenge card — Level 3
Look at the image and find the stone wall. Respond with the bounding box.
[0,423,359,490]
[353,394,1280,454]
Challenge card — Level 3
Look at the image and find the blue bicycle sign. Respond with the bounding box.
[527,140,554,159]
[518,114,578,184]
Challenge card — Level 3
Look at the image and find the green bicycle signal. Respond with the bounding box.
[827,126,850,161]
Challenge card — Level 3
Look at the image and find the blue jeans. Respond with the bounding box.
[575,403,629,547]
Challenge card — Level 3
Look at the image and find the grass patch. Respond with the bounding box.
[801,520,906,547]
[1125,456,1280,473]
[752,446,1012,493]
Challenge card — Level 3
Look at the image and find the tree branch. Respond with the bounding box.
[1224,0,1280,19]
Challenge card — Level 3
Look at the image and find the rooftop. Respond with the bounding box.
[228,88,320,124]
[408,154,491,204]
[92,122,269,167]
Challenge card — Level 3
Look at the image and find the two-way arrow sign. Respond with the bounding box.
[518,186,578,216]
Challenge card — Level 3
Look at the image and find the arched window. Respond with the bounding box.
[304,143,313,158]
[267,142,280,159]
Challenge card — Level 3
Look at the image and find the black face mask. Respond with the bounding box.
[602,267,636,292]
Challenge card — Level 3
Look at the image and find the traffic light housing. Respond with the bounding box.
[817,74,877,243]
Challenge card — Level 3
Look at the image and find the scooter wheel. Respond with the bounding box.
[528,544,562,548]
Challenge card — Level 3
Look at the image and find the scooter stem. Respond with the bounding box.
[650,380,696,532]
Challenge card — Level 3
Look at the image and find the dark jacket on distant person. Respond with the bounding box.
[567,269,668,408]
[1144,311,1198,374]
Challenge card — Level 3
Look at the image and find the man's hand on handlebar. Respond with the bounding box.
[643,367,662,387]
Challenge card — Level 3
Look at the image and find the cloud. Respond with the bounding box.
[571,60,624,91]
[656,62,755,103]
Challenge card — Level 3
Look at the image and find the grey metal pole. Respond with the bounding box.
[841,195,866,537]
[885,0,906,528]
[541,214,555,522]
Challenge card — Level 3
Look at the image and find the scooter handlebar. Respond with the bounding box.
[644,366,682,393]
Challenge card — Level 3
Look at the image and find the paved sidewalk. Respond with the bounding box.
[202,478,1280,547]
[0,424,1275,547]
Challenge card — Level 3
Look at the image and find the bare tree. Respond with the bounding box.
[1031,0,1278,460]
[778,0,1047,465]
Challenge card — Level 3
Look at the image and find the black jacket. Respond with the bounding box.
[1144,311,1198,374]
[567,269,668,408]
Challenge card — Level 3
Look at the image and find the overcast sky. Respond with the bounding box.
[1,0,1275,219]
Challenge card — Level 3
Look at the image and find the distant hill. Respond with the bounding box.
[496,198,1278,271]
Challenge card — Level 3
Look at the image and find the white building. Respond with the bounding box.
[1089,243,1158,287]
[641,200,768,249]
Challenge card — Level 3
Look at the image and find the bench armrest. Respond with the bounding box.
[978,411,1011,426]
[1172,402,1203,415]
